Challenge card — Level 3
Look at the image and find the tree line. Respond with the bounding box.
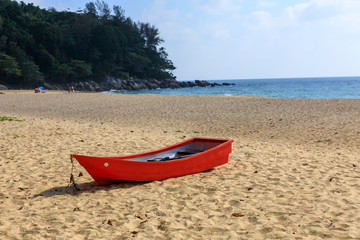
[0,0,176,88]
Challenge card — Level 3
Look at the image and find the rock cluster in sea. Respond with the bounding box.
[43,77,235,92]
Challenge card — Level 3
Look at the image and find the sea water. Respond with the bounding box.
[106,76,360,99]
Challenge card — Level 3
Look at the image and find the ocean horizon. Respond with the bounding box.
[104,76,360,99]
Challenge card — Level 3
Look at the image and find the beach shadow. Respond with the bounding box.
[201,168,215,173]
[33,168,217,198]
[32,181,148,198]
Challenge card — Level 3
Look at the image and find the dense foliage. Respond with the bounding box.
[0,0,176,87]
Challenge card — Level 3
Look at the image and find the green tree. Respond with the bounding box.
[95,0,110,20]
[85,2,97,16]
[139,23,164,51]
[113,5,125,22]
[0,15,3,31]
[0,52,21,84]
[0,0,176,87]
[19,59,44,86]
[69,60,92,80]
[30,21,61,53]
[56,60,92,83]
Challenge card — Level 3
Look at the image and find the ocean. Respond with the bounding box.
[105,76,360,99]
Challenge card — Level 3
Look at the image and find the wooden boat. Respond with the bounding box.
[71,137,234,185]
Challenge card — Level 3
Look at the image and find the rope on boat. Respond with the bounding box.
[68,154,81,191]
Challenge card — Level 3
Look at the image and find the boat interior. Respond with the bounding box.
[124,140,225,162]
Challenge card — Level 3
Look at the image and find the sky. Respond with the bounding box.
[17,0,360,80]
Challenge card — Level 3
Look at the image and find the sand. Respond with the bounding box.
[0,90,359,239]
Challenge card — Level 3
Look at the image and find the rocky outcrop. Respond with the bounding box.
[42,78,234,92]
[0,84,8,90]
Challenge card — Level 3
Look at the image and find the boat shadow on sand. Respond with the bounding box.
[32,180,149,198]
[32,168,215,199]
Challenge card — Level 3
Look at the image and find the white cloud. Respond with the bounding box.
[142,0,179,22]
[242,0,360,33]
[148,0,360,79]
[160,22,199,43]
[224,0,360,79]
[256,0,277,8]
[142,0,200,47]
[284,0,360,22]
[208,23,231,40]
[193,0,243,15]
[244,11,272,30]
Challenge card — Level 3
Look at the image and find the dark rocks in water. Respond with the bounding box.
[194,80,211,87]
[222,82,236,86]
[18,78,235,92]
[210,83,221,87]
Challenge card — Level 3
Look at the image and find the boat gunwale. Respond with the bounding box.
[72,137,234,164]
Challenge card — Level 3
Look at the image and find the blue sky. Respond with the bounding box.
[18,0,360,80]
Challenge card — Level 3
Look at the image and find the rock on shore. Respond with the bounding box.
[43,78,234,92]
[0,84,8,90]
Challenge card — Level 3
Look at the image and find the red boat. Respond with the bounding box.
[71,137,234,185]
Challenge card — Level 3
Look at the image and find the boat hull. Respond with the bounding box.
[72,137,234,185]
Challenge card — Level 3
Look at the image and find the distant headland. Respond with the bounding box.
[0,1,234,93]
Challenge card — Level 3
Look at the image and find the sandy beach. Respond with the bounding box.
[0,90,359,239]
